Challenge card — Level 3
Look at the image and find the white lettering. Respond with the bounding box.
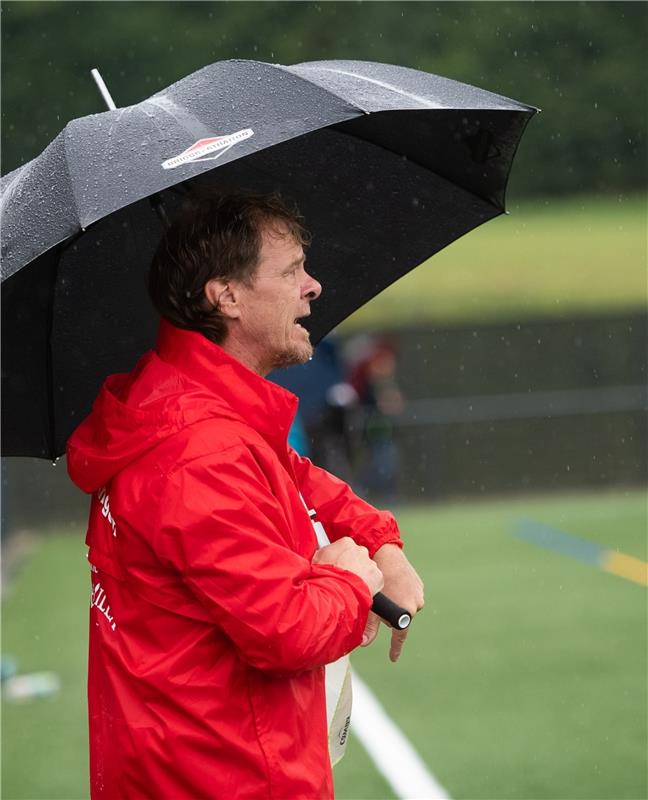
[96,486,118,537]
[161,129,254,170]
[91,581,117,631]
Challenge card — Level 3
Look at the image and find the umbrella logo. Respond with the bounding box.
[161,129,254,170]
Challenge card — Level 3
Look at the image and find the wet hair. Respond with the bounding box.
[148,191,311,344]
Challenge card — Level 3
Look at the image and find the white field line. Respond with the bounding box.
[351,672,450,800]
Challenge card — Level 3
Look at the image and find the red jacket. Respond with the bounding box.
[67,320,402,800]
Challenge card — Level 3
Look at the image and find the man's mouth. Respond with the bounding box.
[294,313,310,332]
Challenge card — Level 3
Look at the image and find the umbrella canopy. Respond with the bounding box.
[1,59,537,458]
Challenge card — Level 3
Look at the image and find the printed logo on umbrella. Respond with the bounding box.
[161,129,254,170]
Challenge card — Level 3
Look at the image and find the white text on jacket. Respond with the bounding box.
[91,582,117,631]
[97,486,118,537]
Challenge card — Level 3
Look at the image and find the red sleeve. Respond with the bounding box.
[152,446,372,674]
[289,448,403,557]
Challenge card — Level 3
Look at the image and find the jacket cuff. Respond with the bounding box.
[368,537,404,559]
[364,515,403,558]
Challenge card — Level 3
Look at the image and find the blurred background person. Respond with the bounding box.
[272,335,358,483]
[346,335,405,505]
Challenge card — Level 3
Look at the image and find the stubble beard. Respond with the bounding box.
[271,339,314,370]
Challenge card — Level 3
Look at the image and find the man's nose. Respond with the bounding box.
[303,271,322,301]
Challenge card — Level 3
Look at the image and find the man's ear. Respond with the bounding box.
[204,279,241,320]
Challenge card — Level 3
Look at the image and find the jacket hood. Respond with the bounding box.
[67,321,298,494]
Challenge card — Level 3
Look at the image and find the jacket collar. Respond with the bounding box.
[155,320,298,456]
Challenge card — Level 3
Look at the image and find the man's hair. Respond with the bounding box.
[148,191,311,344]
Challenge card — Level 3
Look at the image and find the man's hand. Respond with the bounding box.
[362,543,424,662]
[313,537,384,597]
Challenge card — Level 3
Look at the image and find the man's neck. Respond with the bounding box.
[218,334,269,377]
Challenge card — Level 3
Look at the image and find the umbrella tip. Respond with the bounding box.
[91,68,117,111]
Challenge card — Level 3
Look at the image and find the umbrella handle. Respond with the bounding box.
[371,592,411,630]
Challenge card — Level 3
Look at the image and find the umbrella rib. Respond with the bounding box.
[322,66,537,114]
[308,67,444,110]
[269,63,372,115]
[139,96,215,140]
[62,125,85,230]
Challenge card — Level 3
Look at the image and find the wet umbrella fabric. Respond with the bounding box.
[1,59,536,458]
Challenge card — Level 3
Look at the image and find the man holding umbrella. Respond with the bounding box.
[67,191,424,799]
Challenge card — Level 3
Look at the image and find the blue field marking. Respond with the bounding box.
[515,520,604,566]
[514,520,648,586]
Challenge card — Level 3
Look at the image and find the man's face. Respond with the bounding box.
[227,221,322,375]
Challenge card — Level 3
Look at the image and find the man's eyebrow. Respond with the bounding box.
[286,255,306,269]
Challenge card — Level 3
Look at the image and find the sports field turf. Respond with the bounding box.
[340,194,647,330]
[2,488,646,799]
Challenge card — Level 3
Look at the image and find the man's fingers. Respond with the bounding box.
[389,628,409,663]
[361,612,380,647]
[311,537,353,563]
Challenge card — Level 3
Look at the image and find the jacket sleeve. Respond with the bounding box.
[289,448,403,556]
[152,446,372,674]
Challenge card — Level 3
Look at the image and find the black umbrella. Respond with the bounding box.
[1,59,537,459]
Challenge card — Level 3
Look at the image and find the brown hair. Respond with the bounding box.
[148,191,310,344]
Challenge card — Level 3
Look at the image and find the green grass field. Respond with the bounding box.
[340,194,647,330]
[2,488,646,800]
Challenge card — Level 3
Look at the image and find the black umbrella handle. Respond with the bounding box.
[371,592,411,630]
